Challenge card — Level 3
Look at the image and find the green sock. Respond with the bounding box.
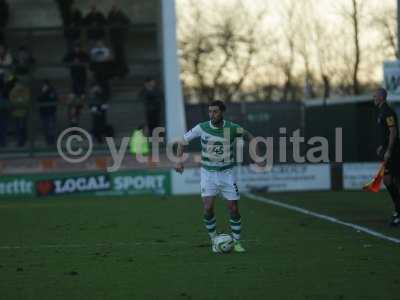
[230,215,241,241]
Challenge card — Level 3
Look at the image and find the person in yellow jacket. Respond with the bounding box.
[9,80,30,147]
[130,125,150,159]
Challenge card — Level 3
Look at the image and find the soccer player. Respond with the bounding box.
[374,88,400,226]
[175,100,261,252]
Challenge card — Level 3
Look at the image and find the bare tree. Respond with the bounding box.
[178,0,268,102]
[312,17,343,99]
[351,0,361,95]
[339,0,363,95]
[273,0,301,101]
[295,0,354,99]
[315,26,331,99]
[178,0,212,102]
[178,0,389,102]
[295,0,317,99]
[371,6,399,59]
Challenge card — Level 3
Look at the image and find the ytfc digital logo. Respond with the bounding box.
[56,126,344,173]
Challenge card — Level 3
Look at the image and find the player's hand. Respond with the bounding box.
[175,163,184,174]
[384,150,391,162]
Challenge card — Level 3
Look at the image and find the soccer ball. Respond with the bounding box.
[213,234,234,253]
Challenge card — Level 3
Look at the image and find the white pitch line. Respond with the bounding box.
[244,192,400,245]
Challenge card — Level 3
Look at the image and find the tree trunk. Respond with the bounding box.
[322,74,330,99]
[352,0,361,95]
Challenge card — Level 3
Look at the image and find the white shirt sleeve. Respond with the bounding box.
[183,124,202,142]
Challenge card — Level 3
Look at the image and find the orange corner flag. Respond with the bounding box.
[362,162,385,192]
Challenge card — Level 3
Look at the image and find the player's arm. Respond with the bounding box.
[242,129,254,141]
[175,125,201,173]
[175,141,186,173]
[385,115,398,162]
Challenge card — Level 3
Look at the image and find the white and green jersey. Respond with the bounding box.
[183,120,244,171]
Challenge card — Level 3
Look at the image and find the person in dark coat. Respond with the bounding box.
[88,82,111,143]
[63,42,89,96]
[140,77,162,135]
[37,80,58,145]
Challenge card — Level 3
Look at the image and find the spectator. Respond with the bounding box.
[0,43,12,90]
[107,4,130,77]
[84,5,106,43]
[140,77,162,134]
[90,40,112,98]
[0,86,9,147]
[66,93,84,127]
[9,81,30,147]
[64,4,84,50]
[13,46,35,79]
[88,82,111,143]
[63,42,89,96]
[129,124,149,158]
[0,0,9,43]
[37,80,58,145]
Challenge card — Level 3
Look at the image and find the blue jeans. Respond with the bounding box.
[0,74,4,90]
[15,117,27,147]
[0,111,8,147]
[72,74,87,96]
[41,113,57,145]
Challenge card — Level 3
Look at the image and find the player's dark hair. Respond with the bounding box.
[209,100,226,112]
[377,87,387,100]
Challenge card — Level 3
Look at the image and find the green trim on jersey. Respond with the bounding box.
[199,121,243,139]
[198,120,244,171]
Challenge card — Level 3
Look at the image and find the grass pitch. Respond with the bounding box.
[0,191,399,300]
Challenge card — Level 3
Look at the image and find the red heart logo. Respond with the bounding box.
[36,181,54,196]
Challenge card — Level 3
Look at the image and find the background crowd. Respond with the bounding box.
[0,0,163,148]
